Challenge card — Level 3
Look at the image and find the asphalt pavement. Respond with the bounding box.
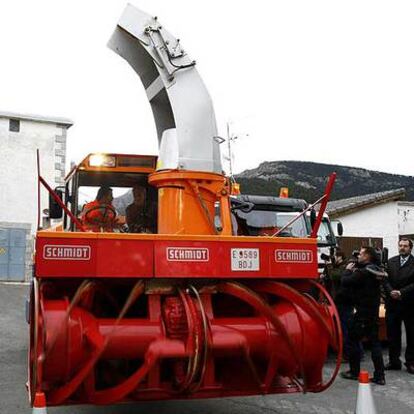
[1,283,414,414]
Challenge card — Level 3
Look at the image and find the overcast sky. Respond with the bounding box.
[1,1,414,176]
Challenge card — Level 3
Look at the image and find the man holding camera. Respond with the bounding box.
[323,250,356,361]
[384,238,414,374]
[340,246,385,385]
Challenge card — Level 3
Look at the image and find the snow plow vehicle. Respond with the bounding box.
[28,5,342,409]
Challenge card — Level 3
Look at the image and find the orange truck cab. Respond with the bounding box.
[48,153,158,233]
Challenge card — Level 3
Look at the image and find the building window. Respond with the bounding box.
[9,119,20,132]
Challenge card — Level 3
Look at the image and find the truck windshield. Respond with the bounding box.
[234,210,309,237]
[317,218,336,246]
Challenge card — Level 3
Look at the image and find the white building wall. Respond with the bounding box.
[398,202,414,236]
[339,201,400,257]
[0,117,68,234]
[0,115,70,281]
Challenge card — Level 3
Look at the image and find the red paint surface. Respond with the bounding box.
[30,279,341,406]
[36,235,318,279]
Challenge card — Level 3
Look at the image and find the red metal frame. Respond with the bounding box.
[272,173,337,238]
[38,176,85,231]
[35,234,318,279]
[36,150,85,232]
[36,150,41,231]
[310,172,336,238]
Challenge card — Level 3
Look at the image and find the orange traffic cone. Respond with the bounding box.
[32,392,47,414]
[355,371,377,414]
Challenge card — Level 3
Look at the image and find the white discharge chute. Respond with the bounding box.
[108,4,222,173]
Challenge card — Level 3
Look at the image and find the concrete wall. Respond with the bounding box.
[0,116,69,280]
[338,202,400,257]
[0,117,68,234]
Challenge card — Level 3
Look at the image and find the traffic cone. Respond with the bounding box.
[355,371,377,414]
[32,392,47,414]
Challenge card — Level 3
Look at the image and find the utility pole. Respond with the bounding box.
[226,122,233,179]
[226,122,239,181]
[227,122,249,181]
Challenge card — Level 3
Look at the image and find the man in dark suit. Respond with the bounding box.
[384,238,414,374]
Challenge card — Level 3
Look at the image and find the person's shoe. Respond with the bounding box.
[340,370,359,380]
[385,362,401,370]
[406,364,414,374]
[370,376,386,385]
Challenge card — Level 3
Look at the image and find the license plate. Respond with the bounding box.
[231,248,260,271]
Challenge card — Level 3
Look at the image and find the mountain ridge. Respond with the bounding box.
[235,161,414,201]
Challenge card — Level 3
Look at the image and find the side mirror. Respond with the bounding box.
[49,188,63,219]
[231,199,254,213]
[310,209,317,228]
[337,221,343,236]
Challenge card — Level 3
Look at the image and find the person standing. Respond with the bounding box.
[340,246,385,385]
[326,250,360,362]
[384,238,414,374]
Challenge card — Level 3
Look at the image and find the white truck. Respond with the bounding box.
[309,211,343,273]
[231,195,343,273]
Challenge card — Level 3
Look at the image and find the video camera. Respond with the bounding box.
[320,246,336,264]
[320,252,331,262]
[349,250,360,263]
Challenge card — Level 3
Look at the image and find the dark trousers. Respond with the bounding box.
[348,313,384,378]
[337,303,362,359]
[386,305,414,366]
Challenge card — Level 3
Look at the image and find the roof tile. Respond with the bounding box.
[325,188,405,216]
